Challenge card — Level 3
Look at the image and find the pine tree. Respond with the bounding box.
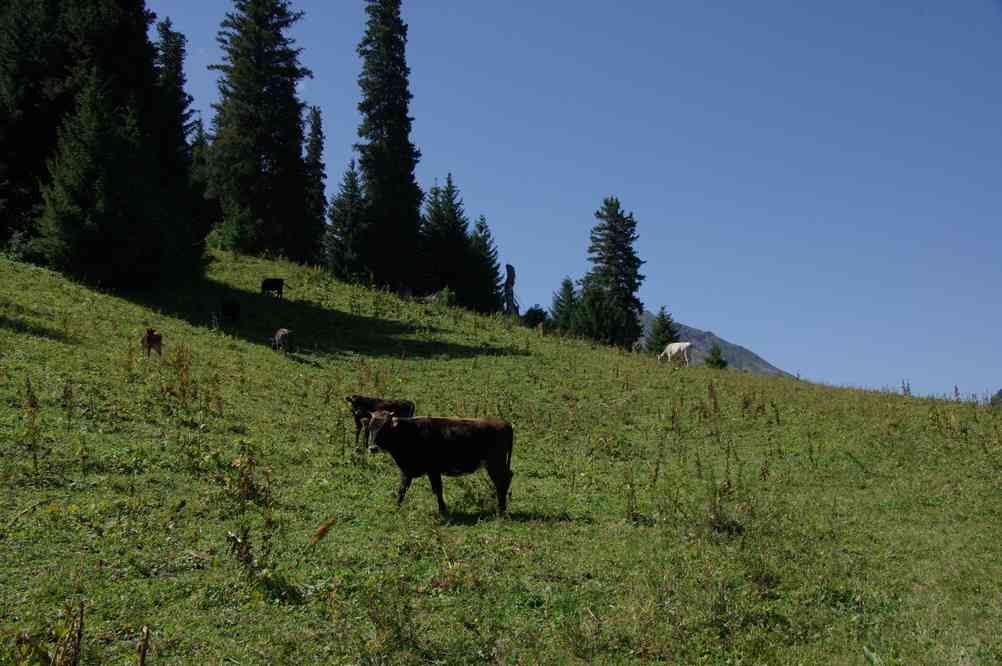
[0,0,161,249]
[467,215,504,313]
[574,197,646,347]
[34,69,165,286]
[705,343,728,369]
[422,173,473,303]
[324,160,369,281]
[189,117,222,244]
[645,306,679,355]
[522,305,548,329]
[153,17,204,277]
[549,278,578,333]
[210,0,311,259]
[301,105,327,264]
[355,0,423,289]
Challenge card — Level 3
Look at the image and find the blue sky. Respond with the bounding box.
[148,0,1001,398]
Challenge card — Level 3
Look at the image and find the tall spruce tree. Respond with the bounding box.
[189,117,222,244]
[422,174,474,303]
[34,69,165,286]
[573,197,645,347]
[0,0,161,250]
[549,277,578,333]
[301,105,327,264]
[210,0,311,259]
[645,306,679,355]
[324,160,369,281]
[355,0,423,288]
[153,17,204,277]
[467,215,504,313]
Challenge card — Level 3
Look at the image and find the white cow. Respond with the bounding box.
[657,341,693,366]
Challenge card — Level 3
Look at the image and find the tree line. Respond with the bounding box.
[0,0,504,308]
[2,0,674,351]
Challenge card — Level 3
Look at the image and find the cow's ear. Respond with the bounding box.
[345,396,353,403]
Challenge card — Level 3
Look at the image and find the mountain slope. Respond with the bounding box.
[1,252,998,664]
[641,310,789,376]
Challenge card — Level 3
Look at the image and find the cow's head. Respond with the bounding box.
[366,409,397,453]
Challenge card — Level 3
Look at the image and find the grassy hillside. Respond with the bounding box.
[2,252,1000,664]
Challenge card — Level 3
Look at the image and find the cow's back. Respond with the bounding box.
[394,417,511,477]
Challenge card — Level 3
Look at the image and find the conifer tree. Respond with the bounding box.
[549,278,578,333]
[153,17,204,276]
[705,343,728,369]
[355,0,423,288]
[210,0,311,258]
[573,197,646,347]
[34,69,165,286]
[301,105,327,263]
[645,306,679,355]
[467,215,504,313]
[522,305,548,329]
[189,117,222,244]
[325,160,369,281]
[1,0,160,249]
[422,174,473,303]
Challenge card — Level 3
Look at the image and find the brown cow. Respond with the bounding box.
[366,410,513,516]
[140,328,162,357]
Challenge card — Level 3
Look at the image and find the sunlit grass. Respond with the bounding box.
[1,251,1000,664]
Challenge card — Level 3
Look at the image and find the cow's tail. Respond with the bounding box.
[506,424,514,476]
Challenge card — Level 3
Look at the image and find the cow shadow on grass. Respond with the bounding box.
[118,276,527,360]
[443,509,582,526]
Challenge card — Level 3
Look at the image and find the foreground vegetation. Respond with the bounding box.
[2,252,1001,664]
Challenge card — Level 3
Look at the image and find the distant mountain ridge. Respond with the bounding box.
[640,311,789,377]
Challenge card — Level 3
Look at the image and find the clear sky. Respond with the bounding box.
[147,0,1002,399]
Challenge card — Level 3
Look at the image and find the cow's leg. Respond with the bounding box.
[487,465,512,515]
[396,471,412,506]
[683,349,689,367]
[427,472,448,515]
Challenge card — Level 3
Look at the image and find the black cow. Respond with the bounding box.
[345,395,415,446]
[366,410,514,516]
[261,278,284,298]
[221,298,241,324]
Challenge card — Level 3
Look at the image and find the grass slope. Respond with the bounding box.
[2,252,1001,664]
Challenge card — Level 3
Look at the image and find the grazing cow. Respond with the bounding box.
[221,299,241,324]
[345,395,416,446]
[261,278,284,298]
[658,341,693,366]
[366,410,514,516]
[271,328,293,354]
[140,328,162,357]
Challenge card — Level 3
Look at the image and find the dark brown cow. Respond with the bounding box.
[366,410,514,516]
[221,298,241,323]
[140,328,162,357]
[261,278,284,298]
[345,395,415,446]
[272,328,293,354]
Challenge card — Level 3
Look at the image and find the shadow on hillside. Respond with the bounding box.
[444,509,582,526]
[0,315,71,343]
[117,277,525,360]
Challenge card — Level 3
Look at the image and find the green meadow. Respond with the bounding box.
[2,252,1000,664]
